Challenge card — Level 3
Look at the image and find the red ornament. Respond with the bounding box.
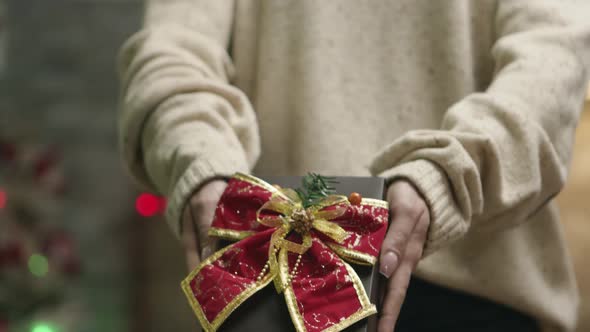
[43,232,72,257]
[0,317,8,332]
[348,192,362,206]
[42,231,81,277]
[0,142,17,161]
[0,241,24,268]
[33,148,59,180]
[62,259,81,276]
[0,189,6,209]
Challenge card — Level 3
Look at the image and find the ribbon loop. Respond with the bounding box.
[313,205,348,221]
[279,188,303,203]
[258,196,295,218]
[308,195,349,212]
[312,219,348,243]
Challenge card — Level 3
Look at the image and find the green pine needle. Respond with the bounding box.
[296,173,338,208]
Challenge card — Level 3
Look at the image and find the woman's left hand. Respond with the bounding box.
[378,180,430,332]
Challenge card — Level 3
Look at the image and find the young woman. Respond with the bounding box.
[118,1,590,331]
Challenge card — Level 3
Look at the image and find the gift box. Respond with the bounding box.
[182,173,389,332]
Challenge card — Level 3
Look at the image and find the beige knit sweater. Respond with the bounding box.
[118,1,590,331]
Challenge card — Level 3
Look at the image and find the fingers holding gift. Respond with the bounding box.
[407,210,429,265]
[190,180,227,258]
[380,180,429,278]
[182,205,201,271]
[377,224,427,332]
[181,180,228,272]
[377,179,430,332]
[378,258,412,332]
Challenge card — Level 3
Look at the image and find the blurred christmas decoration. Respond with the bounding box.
[135,193,166,218]
[0,135,81,329]
[30,322,57,332]
[0,0,5,73]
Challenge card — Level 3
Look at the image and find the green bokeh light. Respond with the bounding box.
[31,323,57,332]
[28,253,49,277]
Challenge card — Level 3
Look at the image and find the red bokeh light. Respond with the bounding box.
[0,317,8,332]
[0,142,17,161]
[157,196,167,211]
[42,231,81,277]
[0,190,6,209]
[135,193,166,217]
[0,241,24,268]
[34,148,59,180]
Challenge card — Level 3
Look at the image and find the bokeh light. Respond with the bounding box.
[0,189,6,209]
[0,318,8,332]
[28,254,49,277]
[135,193,166,217]
[157,196,167,211]
[31,322,57,332]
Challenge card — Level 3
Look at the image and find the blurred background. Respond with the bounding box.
[0,1,588,332]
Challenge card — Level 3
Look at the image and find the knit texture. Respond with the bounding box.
[118,1,590,330]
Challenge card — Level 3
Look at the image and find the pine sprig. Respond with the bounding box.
[295,173,338,208]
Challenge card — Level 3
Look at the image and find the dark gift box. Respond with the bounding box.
[184,174,388,332]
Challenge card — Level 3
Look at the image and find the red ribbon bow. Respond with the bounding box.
[182,173,389,332]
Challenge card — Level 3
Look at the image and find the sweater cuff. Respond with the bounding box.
[164,154,249,240]
[378,159,468,256]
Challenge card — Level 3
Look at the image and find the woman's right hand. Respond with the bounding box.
[180,180,227,272]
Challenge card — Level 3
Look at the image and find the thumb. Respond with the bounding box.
[181,205,201,271]
[195,202,217,259]
[189,180,227,259]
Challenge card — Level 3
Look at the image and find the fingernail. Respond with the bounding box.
[380,252,398,279]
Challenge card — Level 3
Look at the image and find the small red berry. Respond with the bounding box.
[348,192,362,206]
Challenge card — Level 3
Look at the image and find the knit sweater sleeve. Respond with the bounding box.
[370,1,590,255]
[117,0,260,238]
